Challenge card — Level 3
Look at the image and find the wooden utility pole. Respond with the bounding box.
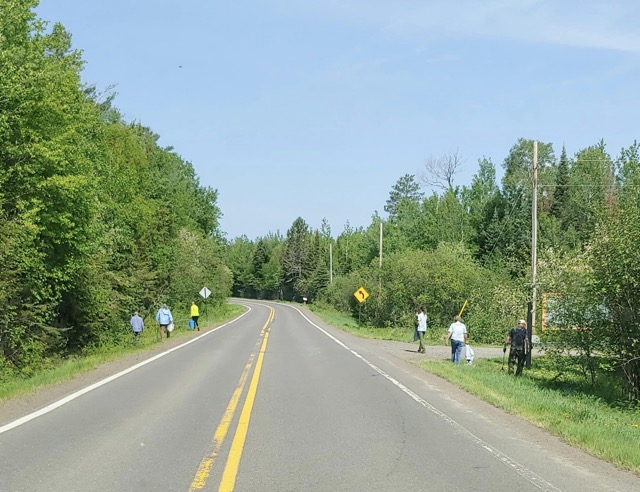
[531,141,538,326]
[379,222,383,269]
[379,222,383,300]
[529,141,538,368]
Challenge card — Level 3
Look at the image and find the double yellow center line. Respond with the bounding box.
[189,306,274,492]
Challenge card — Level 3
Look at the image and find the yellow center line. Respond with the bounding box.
[189,307,274,491]
[218,310,273,492]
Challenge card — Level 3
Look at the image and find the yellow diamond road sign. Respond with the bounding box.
[354,287,369,303]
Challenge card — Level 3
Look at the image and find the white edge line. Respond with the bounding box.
[0,307,251,435]
[282,304,561,492]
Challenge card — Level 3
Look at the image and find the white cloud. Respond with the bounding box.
[267,0,640,53]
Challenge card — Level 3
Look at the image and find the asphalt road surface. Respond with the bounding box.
[1,301,638,491]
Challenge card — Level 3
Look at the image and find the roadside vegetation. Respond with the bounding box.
[1,4,232,383]
[308,302,449,344]
[422,358,640,475]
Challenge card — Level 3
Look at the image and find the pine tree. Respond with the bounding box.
[550,145,570,218]
[385,174,423,218]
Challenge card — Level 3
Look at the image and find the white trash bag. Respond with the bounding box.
[465,344,475,365]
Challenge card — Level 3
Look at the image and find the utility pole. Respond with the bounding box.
[379,222,383,269]
[378,221,383,302]
[528,141,538,369]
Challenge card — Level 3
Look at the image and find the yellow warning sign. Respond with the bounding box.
[354,287,369,303]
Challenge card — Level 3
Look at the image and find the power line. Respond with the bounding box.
[538,184,633,188]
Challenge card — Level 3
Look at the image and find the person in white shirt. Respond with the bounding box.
[445,315,468,365]
[416,306,428,353]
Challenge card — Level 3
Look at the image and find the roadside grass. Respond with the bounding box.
[309,303,461,345]
[0,303,245,403]
[309,302,640,475]
[309,304,408,341]
[422,358,640,474]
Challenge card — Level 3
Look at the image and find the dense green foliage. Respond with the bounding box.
[0,2,230,378]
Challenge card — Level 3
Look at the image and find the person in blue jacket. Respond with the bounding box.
[130,311,144,344]
[155,304,174,339]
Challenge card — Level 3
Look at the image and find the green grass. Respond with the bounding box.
[309,303,461,345]
[421,358,640,474]
[310,302,640,475]
[308,303,418,342]
[0,303,245,403]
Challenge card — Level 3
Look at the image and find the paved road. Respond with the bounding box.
[0,301,637,491]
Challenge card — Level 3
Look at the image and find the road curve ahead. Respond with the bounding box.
[1,301,638,491]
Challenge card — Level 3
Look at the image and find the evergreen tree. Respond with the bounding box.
[550,145,570,218]
[252,239,269,296]
[384,174,423,218]
[283,217,313,300]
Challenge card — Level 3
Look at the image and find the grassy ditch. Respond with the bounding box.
[0,303,245,403]
[309,303,640,474]
[309,303,450,344]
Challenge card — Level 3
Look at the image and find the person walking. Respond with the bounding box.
[130,311,144,344]
[155,304,174,339]
[505,319,529,376]
[416,306,427,353]
[190,301,200,331]
[445,315,468,365]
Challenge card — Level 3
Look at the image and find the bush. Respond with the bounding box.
[320,242,526,343]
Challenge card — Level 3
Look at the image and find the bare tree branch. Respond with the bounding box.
[420,149,464,191]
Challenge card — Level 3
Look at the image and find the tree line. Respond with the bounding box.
[0,2,231,378]
[226,138,640,400]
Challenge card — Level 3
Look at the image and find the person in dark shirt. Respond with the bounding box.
[505,319,529,376]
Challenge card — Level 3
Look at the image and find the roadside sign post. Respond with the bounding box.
[199,287,211,320]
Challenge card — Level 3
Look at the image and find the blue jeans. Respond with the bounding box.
[451,340,464,364]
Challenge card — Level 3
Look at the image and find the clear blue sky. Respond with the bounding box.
[36,1,640,240]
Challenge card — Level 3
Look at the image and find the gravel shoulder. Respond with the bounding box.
[376,338,513,363]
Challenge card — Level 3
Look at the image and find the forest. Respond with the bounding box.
[0,1,232,377]
[2,1,639,401]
